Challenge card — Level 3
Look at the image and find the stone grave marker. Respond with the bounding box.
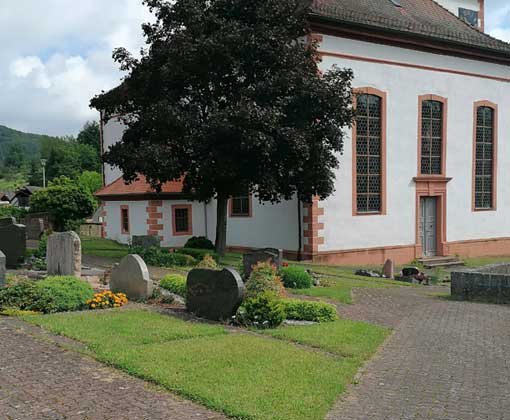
[47,231,81,277]
[0,251,6,288]
[187,268,244,320]
[26,218,45,240]
[110,254,153,300]
[132,235,161,249]
[0,217,26,268]
[243,248,283,279]
[382,259,395,279]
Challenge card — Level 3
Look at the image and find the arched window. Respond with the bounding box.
[473,102,497,210]
[420,99,444,175]
[353,89,386,215]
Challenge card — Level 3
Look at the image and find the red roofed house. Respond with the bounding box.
[96,0,510,264]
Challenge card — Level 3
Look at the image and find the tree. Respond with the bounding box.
[77,171,102,194]
[4,143,26,170]
[27,160,43,186]
[91,0,354,254]
[77,121,101,153]
[30,176,96,231]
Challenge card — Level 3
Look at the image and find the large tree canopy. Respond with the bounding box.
[91,0,354,253]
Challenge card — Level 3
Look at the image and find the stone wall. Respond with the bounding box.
[451,264,510,303]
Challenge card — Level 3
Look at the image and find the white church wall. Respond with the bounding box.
[104,200,148,244]
[102,117,125,185]
[318,35,510,251]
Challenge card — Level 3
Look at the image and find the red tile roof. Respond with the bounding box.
[95,175,184,198]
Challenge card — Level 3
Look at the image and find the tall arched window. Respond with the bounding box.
[473,102,497,210]
[420,99,444,175]
[353,88,386,215]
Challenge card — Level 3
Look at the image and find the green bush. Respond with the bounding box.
[129,246,196,267]
[176,248,219,262]
[0,276,93,314]
[0,280,40,311]
[237,292,285,329]
[159,274,187,297]
[0,206,26,221]
[244,262,284,299]
[184,236,215,250]
[196,255,220,270]
[280,266,313,289]
[33,276,94,313]
[282,299,338,322]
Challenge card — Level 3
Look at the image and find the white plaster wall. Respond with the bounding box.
[102,118,125,185]
[205,197,300,251]
[160,200,208,248]
[104,201,148,244]
[318,35,510,251]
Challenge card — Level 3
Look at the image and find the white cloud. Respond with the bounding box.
[0,0,153,136]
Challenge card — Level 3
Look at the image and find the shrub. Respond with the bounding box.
[87,291,128,309]
[281,299,338,322]
[0,276,94,313]
[0,280,40,311]
[159,274,187,297]
[236,292,285,329]
[244,262,285,299]
[33,276,94,313]
[196,255,220,270]
[280,266,313,289]
[184,236,215,250]
[129,246,196,267]
[176,248,219,262]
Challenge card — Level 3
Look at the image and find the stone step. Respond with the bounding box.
[418,255,458,264]
[423,260,465,269]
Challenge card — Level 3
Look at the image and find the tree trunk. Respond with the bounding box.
[215,193,228,256]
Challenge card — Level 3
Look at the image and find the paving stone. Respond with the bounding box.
[0,318,225,420]
[328,286,510,420]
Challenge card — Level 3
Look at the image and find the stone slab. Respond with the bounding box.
[46,232,81,277]
[242,248,283,279]
[0,218,26,268]
[187,268,244,320]
[0,251,5,288]
[451,267,510,303]
[110,254,154,300]
[26,218,45,240]
[382,259,395,280]
[132,235,161,249]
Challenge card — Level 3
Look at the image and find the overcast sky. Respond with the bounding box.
[1,0,509,137]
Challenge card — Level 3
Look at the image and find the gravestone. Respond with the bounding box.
[47,231,81,277]
[132,235,160,249]
[0,217,26,268]
[26,218,45,240]
[382,259,395,280]
[243,248,283,279]
[110,254,153,300]
[402,267,420,277]
[187,268,244,320]
[0,251,6,288]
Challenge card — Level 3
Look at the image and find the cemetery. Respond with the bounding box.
[1,216,510,419]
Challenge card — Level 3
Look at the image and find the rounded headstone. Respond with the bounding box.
[110,254,153,300]
[186,268,244,321]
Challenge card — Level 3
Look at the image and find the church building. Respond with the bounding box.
[96,0,510,265]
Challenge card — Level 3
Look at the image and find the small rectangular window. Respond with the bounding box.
[231,195,251,217]
[121,207,129,234]
[172,205,192,235]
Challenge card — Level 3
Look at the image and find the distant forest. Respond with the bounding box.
[0,122,101,191]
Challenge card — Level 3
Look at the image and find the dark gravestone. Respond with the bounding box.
[0,218,26,268]
[402,267,420,277]
[132,235,161,249]
[26,218,44,240]
[187,268,244,321]
[243,248,283,279]
[0,251,5,288]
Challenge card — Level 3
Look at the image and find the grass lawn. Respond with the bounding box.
[264,320,390,360]
[23,309,388,420]
[463,256,510,268]
[80,236,130,259]
[292,265,409,304]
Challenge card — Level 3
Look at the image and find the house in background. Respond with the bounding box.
[10,186,42,208]
[0,191,14,205]
[96,0,510,265]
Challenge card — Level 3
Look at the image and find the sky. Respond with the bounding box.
[0,0,509,137]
